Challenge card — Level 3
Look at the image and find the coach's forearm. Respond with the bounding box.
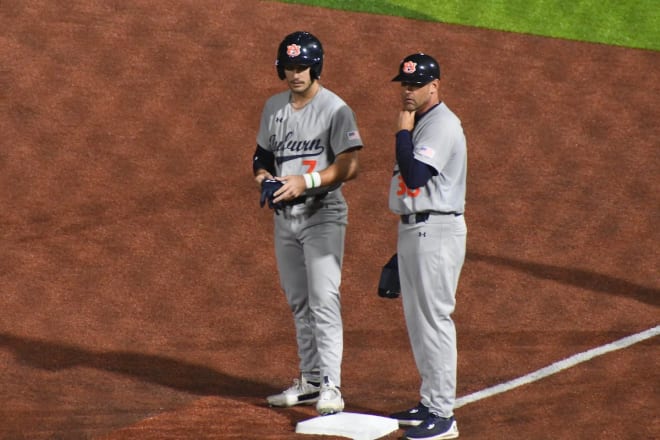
[395,130,435,189]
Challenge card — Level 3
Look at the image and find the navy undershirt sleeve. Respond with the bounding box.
[396,130,437,189]
[252,144,275,175]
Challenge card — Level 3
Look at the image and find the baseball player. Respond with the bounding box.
[252,31,363,415]
[386,53,467,439]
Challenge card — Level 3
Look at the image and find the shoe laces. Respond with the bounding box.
[408,402,427,414]
[290,376,317,393]
[285,377,303,393]
[319,380,340,400]
[320,388,339,400]
[421,414,451,430]
[291,378,303,391]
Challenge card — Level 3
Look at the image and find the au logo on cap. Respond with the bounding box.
[287,44,301,57]
[402,61,417,74]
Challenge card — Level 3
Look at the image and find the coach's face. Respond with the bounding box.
[285,65,314,94]
[400,79,439,113]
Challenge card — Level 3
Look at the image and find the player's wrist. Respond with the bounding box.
[255,172,271,186]
[303,172,321,189]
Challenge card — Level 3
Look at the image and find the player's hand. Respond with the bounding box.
[397,110,415,132]
[255,172,273,189]
[272,175,306,203]
[260,179,284,209]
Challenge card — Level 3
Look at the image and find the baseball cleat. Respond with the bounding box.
[403,414,459,440]
[315,376,344,415]
[389,402,430,426]
[266,376,320,407]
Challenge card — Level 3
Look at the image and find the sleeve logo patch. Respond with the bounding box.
[287,44,301,57]
[347,130,361,141]
[417,145,435,158]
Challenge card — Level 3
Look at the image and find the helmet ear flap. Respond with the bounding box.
[310,64,321,80]
[275,39,287,80]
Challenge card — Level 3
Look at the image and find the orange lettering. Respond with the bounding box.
[397,175,420,198]
[302,160,317,173]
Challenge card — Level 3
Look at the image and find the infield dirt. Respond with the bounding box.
[1,1,658,439]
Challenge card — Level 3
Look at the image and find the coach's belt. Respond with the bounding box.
[289,192,329,206]
[400,211,463,224]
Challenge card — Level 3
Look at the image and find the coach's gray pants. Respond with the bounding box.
[398,214,467,418]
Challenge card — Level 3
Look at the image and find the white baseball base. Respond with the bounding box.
[295,412,399,440]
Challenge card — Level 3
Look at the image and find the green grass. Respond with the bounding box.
[276,0,660,51]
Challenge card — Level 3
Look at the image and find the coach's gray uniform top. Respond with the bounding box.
[389,102,467,418]
[257,86,362,386]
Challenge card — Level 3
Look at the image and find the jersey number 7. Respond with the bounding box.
[303,160,317,173]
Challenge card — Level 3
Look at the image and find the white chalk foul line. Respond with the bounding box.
[455,325,660,409]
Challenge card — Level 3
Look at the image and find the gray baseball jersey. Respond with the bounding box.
[389,102,467,418]
[257,85,362,387]
[258,86,362,196]
[389,102,466,214]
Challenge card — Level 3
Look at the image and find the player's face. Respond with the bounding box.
[400,80,439,113]
[284,65,314,94]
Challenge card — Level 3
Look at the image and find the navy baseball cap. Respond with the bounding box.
[392,53,441,85]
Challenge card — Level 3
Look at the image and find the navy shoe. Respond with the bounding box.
[389,402,430,426]
[403,414,459,440]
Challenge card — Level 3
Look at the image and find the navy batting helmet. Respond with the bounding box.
[276,31,324,80]
[391,53,440,85]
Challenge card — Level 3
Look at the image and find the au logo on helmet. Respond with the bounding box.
[403,61,417,74]
[287,44,301,57]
